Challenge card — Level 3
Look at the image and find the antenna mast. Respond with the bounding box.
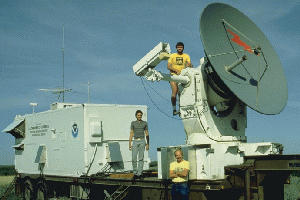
[62,25,65,102]
[88,81,91,103]
[39,25,72,100]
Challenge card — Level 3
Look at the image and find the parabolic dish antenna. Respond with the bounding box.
[200,3,288,114]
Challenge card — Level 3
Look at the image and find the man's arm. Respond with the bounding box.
[186,55,192,68]
[175,169,189,177]
[129,130,134,150]
[145,130,149,151]
[169,163,177,178]
[169,168,189,178]
[177,161,190,177]
[187,61,192,68]
[168,62,180,75]
[169,169,178,178]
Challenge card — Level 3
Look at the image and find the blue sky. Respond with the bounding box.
[0,0,300,164]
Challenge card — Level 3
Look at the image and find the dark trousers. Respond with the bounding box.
[171,182,189,200]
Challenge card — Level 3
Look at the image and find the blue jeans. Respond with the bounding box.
[171,182,189,200]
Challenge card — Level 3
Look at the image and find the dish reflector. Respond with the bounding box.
[200,3,287,114]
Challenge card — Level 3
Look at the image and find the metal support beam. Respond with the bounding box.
[245,169,251,200]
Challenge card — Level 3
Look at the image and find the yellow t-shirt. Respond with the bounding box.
[168,53,191,75]
[170,160,190,183]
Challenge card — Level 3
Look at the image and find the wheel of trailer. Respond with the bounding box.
[36,180,48,200]
[23,179,34,200]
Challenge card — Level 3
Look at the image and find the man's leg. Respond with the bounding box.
[137,140,146,176]
[178,183,189,200]
[132,141,138,175]
[171,184,180,200]
[170,81,179,115]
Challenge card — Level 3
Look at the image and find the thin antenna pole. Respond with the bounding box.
[62,25,65,102]
[88,81,90,103]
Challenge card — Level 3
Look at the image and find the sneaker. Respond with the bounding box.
[173,110,180,116]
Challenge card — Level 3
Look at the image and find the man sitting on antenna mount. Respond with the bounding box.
[167,42,192,115]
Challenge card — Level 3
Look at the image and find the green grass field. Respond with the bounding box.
[0,176,70,199]
[0,175,14,186]
[0,176,20,200]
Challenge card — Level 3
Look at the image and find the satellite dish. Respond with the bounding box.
[200,3,288,114]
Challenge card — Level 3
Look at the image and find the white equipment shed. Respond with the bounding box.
[4,103,150,177]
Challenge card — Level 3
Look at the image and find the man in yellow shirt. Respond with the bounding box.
[167,42,192,115]
[169,148,190,200]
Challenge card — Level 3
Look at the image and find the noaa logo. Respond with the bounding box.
[72,123,78,138]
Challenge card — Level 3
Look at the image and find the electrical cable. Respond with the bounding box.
[140,77,181,120]
[143,80,169,102]
[195,107,220,143]
[81,144,98,199]
[86,144,98,175]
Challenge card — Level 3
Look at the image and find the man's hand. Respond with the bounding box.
[129,130,133,151]
[176,169,189,178]
[146,144,149,151]
[169,170,178,178]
